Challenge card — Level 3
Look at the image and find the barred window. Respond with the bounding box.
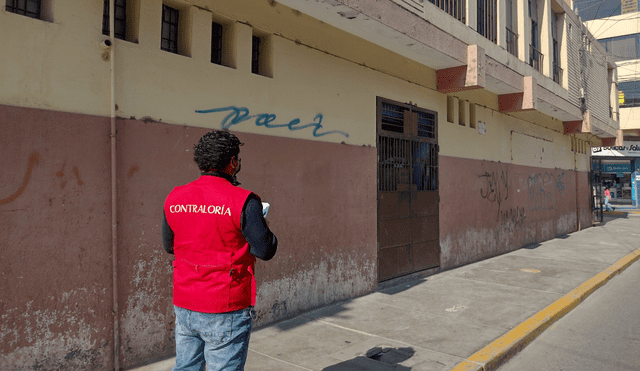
[251,35,261,74]
[161,5,179,54]
[477,0,497,43]
[5,0,40,19]
[377,97,438,140]
[381,102,406,134]
[417,111,436,139]
[428,0,465,23]
[102,0,127,40]
[211,22,224,65]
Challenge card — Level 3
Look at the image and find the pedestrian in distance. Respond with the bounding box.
[162,130,278,371]
[604,187,615,212]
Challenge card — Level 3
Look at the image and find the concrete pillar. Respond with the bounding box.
[190,6,212,63]
[139,0,162,51]
[517,0,528,62]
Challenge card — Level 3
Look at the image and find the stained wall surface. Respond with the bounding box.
[0,106,113,369]
[0,0,603,369]
[114,119,377,367]
[439,156,592,269]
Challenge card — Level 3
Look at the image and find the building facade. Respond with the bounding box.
[0,0,619,369]
[582,5,640,201]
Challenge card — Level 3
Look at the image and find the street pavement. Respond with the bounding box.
[133,208,640,371]
[498,256,640,371]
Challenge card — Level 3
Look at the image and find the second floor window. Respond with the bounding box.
[161,5,179,54]
[251,35,261,74]
[505,0,518,57]
[102,0,127,40]
[477,0,497,43]
[428,0,466,23]
[5,0,40,19]
[211,22,223,65]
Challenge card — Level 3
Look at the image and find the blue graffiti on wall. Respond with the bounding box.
[196,106,349,138]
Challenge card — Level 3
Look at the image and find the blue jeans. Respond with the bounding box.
[173,306,252,371]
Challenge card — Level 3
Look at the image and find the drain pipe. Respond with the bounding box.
[108,0,120,370]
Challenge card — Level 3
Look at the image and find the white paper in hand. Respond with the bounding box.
[261,202,270,218]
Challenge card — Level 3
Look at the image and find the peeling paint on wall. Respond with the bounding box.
[120,255,175,367]
[440,156,584,269]
[254,252,376,326]
[0,287,111,370]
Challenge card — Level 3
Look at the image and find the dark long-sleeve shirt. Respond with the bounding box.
[162,174,278,261]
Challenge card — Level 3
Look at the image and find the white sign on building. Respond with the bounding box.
[592,141,640,157]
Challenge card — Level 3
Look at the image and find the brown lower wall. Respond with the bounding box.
[0,105,378,370]
[0,106,113,369]
[439,156,592,269]
[1,104,594,370]
[115,118,378,368]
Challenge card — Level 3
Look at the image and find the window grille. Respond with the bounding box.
[211,22,223,65]
[417,111,436,139]
[477,0,497,43]
[161,5,179,54]
[530,44,543,72]
[506,28,518,57]
[377,137,438,192]
[505,0,518,57]
[381,102,406,134]
[5,0,40,19]
[102,0,127,40]
[428,0,465,23]
[251,35,261,74]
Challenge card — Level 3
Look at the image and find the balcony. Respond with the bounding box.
[553,62,563,84]
[529,45,543,72]
[506,27,518,57]
[428,0,466,23]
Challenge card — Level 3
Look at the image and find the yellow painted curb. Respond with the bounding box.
[450,248,640,371]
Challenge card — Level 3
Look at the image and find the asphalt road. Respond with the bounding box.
[498,259,640,371]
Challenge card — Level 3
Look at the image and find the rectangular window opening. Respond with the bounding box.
[211,21,224,65]
[252,31,272,77]
[458,99,466,126]
[161,4,179,54]
[469,103,477,128]
[417,111,436,139]
[381,102,406,134]
[428,0,466,23]
[6,0,41,19]
[102,0,127,40]
[446,96,456,123]
[477,0,497,43]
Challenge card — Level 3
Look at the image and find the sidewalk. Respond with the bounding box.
[133,212,640,371]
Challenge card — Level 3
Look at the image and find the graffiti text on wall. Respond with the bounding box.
[479,170,509,218]
[196,106,349,139]
[527,172,564,211]
[0,152,39,205]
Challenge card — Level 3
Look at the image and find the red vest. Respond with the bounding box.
[164,175,257,313]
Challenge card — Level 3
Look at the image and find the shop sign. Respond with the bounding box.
[593,163,632,173]
[592,142,640,157]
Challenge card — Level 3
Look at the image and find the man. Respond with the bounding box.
[162,130,277,371]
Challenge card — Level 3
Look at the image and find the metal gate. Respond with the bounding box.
[377,135,439,281]
[591,157,603,223]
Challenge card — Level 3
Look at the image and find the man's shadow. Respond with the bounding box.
[322,346,414,370]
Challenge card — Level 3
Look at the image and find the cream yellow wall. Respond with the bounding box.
[1,0,589,169]
[0,1,111,116]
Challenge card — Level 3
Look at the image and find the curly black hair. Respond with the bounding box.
[193,130,243,172]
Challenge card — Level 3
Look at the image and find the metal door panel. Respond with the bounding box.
[412,191,438,217]
[378,191,412,220]
[378,244,412,281]
[378,218,411,248]
[410,215,439,243]
[411,241,440,271]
